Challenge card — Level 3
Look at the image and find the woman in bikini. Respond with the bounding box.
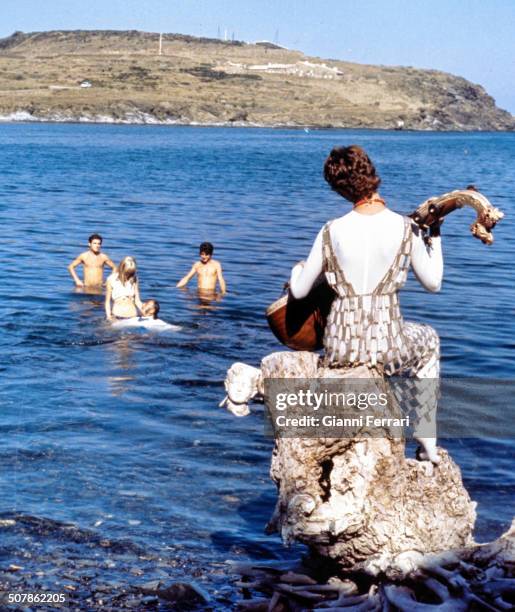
[289,145,443,463]
[105,256,143,321]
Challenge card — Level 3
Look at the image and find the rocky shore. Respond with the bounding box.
[0,513,226,610]
[0,30,513,131]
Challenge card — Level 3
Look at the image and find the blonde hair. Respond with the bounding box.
[117,256,138,284]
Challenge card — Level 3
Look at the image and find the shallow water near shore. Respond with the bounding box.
[0,124,514,607]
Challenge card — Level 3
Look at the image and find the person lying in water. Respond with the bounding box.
[111,299,181,331]
[105,256,143,321]
[176,242,226,295]
[68,233,116,288]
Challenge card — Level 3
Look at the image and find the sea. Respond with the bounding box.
[0,124,513,607]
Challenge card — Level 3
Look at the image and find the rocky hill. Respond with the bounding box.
[0,29,513,130]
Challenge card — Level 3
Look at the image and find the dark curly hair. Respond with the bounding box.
[323,145,381,203]
[199,241,214,255]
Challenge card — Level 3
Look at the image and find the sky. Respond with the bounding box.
[2,0,514,113]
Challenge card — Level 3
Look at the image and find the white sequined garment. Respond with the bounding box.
[290,208,442,376]
[290,208,442,432]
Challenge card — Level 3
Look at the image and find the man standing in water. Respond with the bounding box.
[68,233,116,288]
[176,242,226,294]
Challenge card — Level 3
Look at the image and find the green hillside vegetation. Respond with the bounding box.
[0,30,512,130]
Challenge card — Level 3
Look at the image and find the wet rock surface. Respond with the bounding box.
[0,513,234,610]
[230,527,515,612]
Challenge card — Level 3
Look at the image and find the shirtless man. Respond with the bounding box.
[176,242,226,294]
[68,234,116,288]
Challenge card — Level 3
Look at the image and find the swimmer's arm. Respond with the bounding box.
[216,262,226,294]
[134,282,143,312]
[289,228,324,299]
[176,263,198,288]
[103,254,116,272]
[68,254,85,287]
[105,279,113,320]
[410,223,443,293]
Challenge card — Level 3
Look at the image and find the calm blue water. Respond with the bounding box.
[0,125,513,603]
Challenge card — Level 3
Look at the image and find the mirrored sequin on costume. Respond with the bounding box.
[322,216,440,431]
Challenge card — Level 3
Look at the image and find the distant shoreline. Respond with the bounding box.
[1,30,513,132]
[1,112,514,133]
